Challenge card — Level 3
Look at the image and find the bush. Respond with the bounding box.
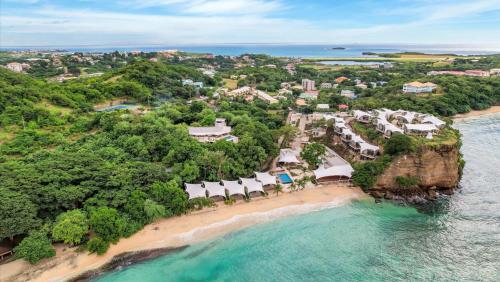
[89,207,127,243]
[14,231,55,264]
[352,156,392,190]
[52,209,89,246]
[87,237,109,255]
[394,176,419,188]
[384,134,415,156]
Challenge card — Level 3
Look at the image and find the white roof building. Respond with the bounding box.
[255,90,279,104]
[254,172,277,186]
[314,164,354,181]
[188,119,236,143]
[403,124,439,135]
[203,182,226,198]
[278,149,300,164]
[229,86,252,96]
[240,178,264,193]
[184,183,207,200]
[421,115,446,128]
[317,104,330,110]
[222,180,246,197]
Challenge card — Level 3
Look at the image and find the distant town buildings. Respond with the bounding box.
[320,83,333,89]
[490,69,500,77]
[340,90,357,99]
[355,83,368,89]
[182,79,204,88]
[403,82,437,94]
[335,76,349,84]
[427,70,490,77]
[4,62,30,73]
[302,79,316,91]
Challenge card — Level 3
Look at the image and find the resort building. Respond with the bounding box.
[403,124,439,136]
[203,181,226,200]
[340,90,357,99]
[229,86,252,96]
[490,69,500,77]
[420,115,446,128]
[222,180,246,198]
[182,79,204,88]
[320,83,333,89]
[281,82,292,89]
[302,79,316,91]
[299,92,319,100]
[278,149,301,165]
[278,88,293,95]
[295,98,307,106]
[355,83,368,89]
[335,76,349,84]
[254,172,277,187]
[240,178,265,196]
[255,90,279,104]
[314,146,353,183]
[376,119,404,138]
[353,110,372,123]
[403,82,437,93]
[316,104,330,110]
[184,183,207,200]
[188,118,238,143]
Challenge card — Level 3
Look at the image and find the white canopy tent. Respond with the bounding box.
[421,115,446,128]
[314,164,354,180]
[184,183,207,200]
[222,180,246,197]
[383,123,404,138]
[203,181,226,199]
[404,123,438,134]
[254,172,277,186]
[240,178,264,194]
[278,149,300,164]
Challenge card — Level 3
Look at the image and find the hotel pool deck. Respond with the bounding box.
[278,173,293,184]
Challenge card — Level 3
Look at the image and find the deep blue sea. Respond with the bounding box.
[96,113,500,282]
[2,44,499,57]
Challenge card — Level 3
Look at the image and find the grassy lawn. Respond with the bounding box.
[223,79,238,90]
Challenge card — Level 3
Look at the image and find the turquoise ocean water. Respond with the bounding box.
[97,114,500,282]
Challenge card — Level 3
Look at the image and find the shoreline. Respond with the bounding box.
[1,184,367,282]
[452,106,500,120]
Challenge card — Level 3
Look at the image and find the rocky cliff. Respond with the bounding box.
[371,145,461,202]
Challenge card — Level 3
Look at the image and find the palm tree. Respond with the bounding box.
[289,183,297,193]
[274,184,283,196]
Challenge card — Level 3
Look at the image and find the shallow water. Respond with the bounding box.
[97,114,500,282]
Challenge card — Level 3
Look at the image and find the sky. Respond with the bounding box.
[1,0,500,47]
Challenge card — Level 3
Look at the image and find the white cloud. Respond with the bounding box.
[123,0,285,15]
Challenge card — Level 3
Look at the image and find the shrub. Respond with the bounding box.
[384,134,415,156]
[14,231,55,264]
[395,176,419,188]
[352,155,392,190]
[52,209,89,246]
[87,237,109,255]
[89,207,127,243]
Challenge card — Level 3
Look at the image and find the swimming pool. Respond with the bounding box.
[278,173,293,184]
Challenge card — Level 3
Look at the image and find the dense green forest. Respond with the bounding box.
[0,61,284,263]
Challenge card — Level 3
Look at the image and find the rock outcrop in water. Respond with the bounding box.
[371,144,461,202]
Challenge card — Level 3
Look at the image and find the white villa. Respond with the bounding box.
[340,90,357,99]
[188,118,238,143]
[353,110,372,123]
[302,79,316,91]
[403,82,437,93]
[403,124,439,136]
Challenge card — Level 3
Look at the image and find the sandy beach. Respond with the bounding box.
[453,106,500,120]
[0,184,367,282]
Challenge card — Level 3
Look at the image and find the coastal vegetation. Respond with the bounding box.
[0,50,497,267]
